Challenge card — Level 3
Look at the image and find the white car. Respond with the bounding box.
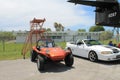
[66,39,120,62]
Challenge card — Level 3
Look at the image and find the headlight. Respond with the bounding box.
[101,51,112,54]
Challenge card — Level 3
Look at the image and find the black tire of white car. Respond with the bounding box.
[89,51,98,62]
[37,55,45,71]
[31,50,37,62]
[65,54,74,67]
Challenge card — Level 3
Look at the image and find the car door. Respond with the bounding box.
[76,41,88,58]
[69,43,78,55]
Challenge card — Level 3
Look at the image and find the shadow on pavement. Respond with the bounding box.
[39,62,74,73]
[74,55,120,65]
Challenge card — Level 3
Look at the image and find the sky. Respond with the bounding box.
[0,0,120,31]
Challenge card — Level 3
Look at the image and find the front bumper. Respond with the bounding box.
[98,53,120,61]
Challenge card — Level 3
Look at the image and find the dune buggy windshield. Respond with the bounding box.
[84,40,102,46]
[37,39,55,47]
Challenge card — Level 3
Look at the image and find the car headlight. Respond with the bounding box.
[101,51,112,54]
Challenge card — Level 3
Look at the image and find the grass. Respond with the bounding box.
[0,41,66,60]
[0,41,30,60]
[55,41,66,49]
[0,39,118,60]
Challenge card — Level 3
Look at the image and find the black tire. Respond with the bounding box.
[37,55,45,71]
[65,54,74,67]
[88,51,98,62]
[31,50,37,62]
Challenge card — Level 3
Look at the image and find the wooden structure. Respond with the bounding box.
[22,18,46,59]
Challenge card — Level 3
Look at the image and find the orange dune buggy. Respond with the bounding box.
[31,39,74,71]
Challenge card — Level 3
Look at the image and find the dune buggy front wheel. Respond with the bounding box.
[31,50,37,62]
[65,54,74,67]
[37,55,45,71]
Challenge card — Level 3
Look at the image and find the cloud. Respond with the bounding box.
[0,0,95,31]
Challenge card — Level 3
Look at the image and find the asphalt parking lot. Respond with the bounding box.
[0,57,120,80]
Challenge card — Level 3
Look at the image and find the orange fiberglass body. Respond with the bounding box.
[32,46,69,61]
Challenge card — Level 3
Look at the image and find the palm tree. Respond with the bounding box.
[54,22,64,31]
[54,22,59,31]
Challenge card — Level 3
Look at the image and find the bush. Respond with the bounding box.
[100,31,113,41]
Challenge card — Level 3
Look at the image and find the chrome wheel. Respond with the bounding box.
[89,51,98,62]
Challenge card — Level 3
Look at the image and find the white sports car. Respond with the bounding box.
[66,39,120,62]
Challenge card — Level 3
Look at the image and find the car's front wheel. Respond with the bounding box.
[31,50,37,62]
[65,54,74,67]
[88,51,98,62]
[37,55,45,71]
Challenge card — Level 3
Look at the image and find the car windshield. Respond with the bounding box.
[37,40,46,47]
[37,39,54,47]
[84,40,102,46]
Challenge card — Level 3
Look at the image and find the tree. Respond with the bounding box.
[0,31,15,40]
[54,22,59,31]
[46,28,52,32]
[59,23,64,31]
[54,22,64,31]
[89,25,105,32]
[0,31,16,51]
[78,29,86,32]
[100,31,113,40]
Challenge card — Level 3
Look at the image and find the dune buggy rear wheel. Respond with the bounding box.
[37,55,45,71]
[65,54,74,67]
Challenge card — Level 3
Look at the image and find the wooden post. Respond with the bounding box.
[2,39,5,52]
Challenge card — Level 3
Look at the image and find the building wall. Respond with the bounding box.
[16,31,101,43]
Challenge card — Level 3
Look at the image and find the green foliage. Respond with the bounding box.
[43,28,52,32]
[55,42,66,49]
[54,22,64,31]
[100,31,113,41]
[0,31,15,40]
[89,25,105,32]
[101,39,118,45]
[78,29,86,32]
[0,42,30,60]
[46,28,52,32]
